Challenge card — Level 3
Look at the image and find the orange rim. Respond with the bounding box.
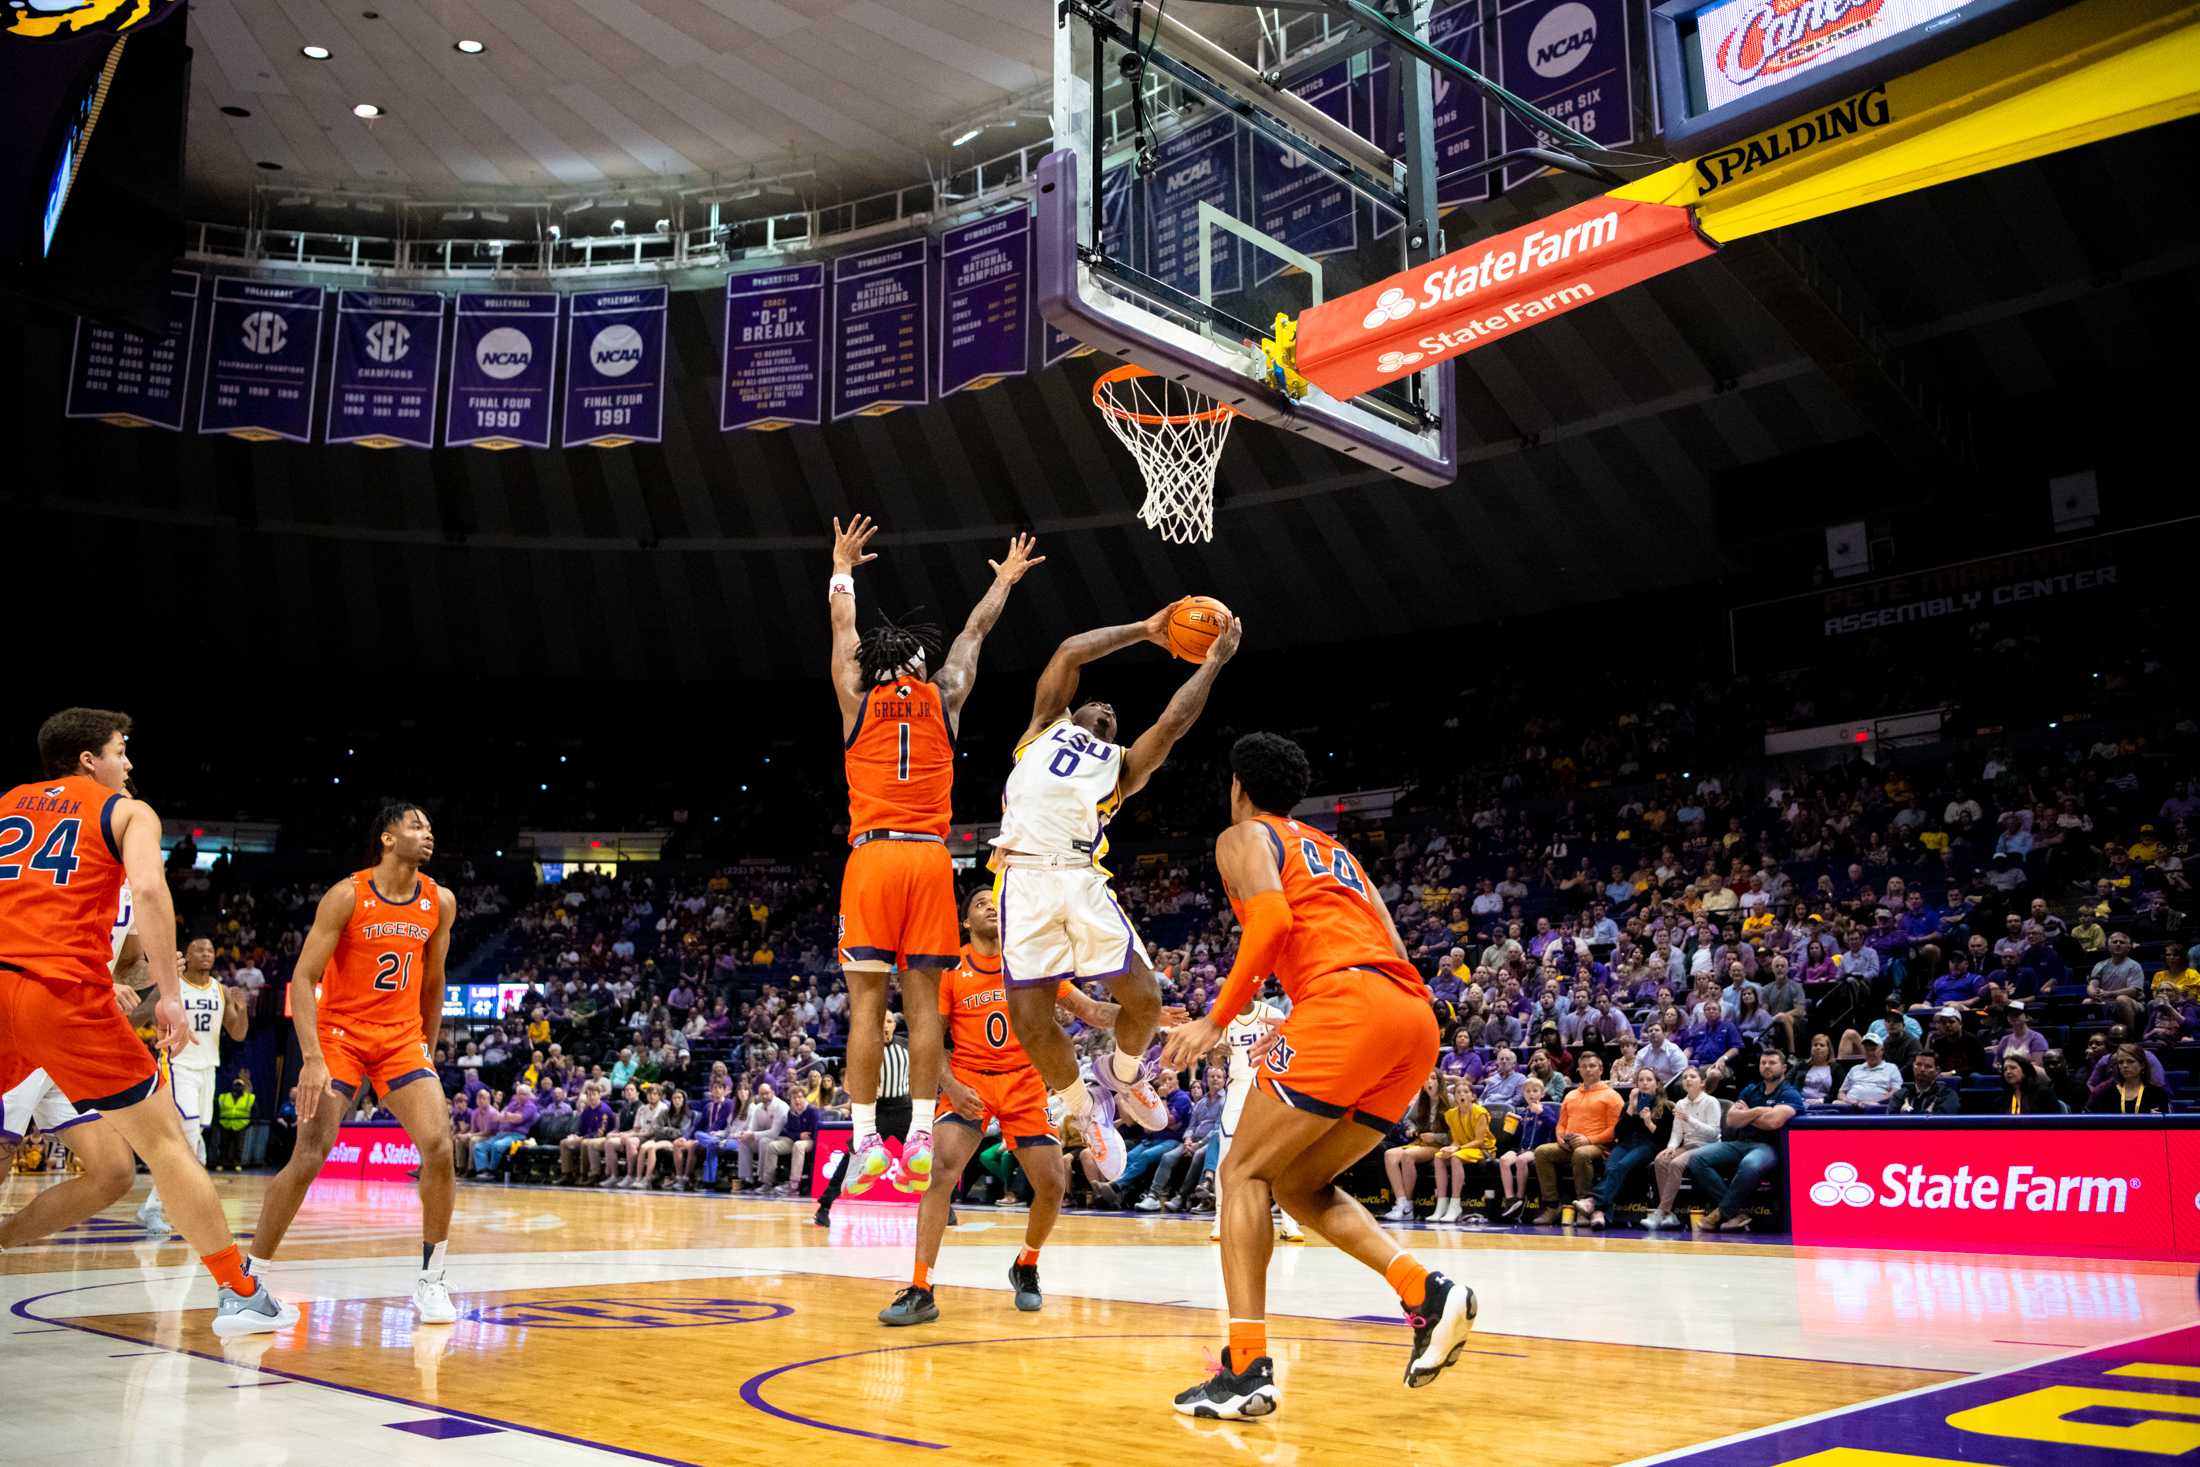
[1091,364,1239,426]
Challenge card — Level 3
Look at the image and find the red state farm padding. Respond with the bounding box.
[1294,197,1717,402]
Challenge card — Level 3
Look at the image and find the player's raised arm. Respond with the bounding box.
[827,514,882,737]
[1119,613,1242,801]
[1161,816,1288,1070]
[420,892,456,1041]
[288,880,357,1127]
[113,800,183,1054]
[1021,600,1180,744]
[933,533,1045,728]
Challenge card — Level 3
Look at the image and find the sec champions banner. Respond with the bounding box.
[563,285,667,448]
[446,293,557,450]
[326,289,445,449]
[722,264,825,431]
[198,278,324,443]
[64,269,198,430]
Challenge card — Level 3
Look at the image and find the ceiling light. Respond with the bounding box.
[454,39,485,54]
[609,218,626,233]
[353,103,383,119]
[478,209,510,224]
[547,224,561,240]
[654,217,671,233]
[950,127,982,147]
[301,44,331,60]
[561,197,596,216]
[220,105,252,118]
[439,208,476,223]
[256,160,284,171]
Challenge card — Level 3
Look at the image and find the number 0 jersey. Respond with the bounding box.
[1231,815,1427,1002]
[845,680,956,840]
[0,775,127,986]
[941,943,1068,1075]
[320,869,440,1043]
[991,717,1124,864]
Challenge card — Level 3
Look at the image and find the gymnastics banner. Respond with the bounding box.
[197,278,324,443]
[938,210,1030,396]
[832,239,930,419]
[326,289,445,449]
[64,269,198,430]
[446,293,557,450]
[721,264,825,431]
[563,285,667,448]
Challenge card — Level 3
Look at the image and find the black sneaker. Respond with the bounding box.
[1009,1259,1042,1313]
[812,1204,832,1228]
[1500,1198,1524,1221]
[948,1208,961,1228]
[1173,1347,1278,1420]
[1403,1273,1477,1388]
[877,1286,939,1327]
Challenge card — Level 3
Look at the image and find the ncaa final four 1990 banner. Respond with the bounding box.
[198,278,324,443]
[446,294,557,450]
[563,285,667,448]
[722,264,825,431]
[64,269,198,431]
[326,289,445,449]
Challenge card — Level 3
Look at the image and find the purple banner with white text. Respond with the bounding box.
[198,278,323,442]
[832,239,930,420]
[446,293,557,450]
[721,264,825,431]
[562,285,667,448]
[64,269,199,430]
[1495,0,1634,190]
[326,289,445,449]
[939,210,1029,396]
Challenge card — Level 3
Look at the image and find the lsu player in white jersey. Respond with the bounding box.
[1210,989,1302,1243]
[994,602,1242,1134]
[135,937,243,1232]
[0,885,158,1249]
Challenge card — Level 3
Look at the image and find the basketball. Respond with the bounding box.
[1166,596,1232,663]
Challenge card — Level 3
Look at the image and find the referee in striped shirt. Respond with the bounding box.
[815,1011,909,1223]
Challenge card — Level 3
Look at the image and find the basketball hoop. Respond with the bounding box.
[1092,365,1237,544]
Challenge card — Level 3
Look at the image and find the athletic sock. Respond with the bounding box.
[202,1244,259,1297]
[852,1102,878,1141]
[911,1260,932,1291]
[1108,1048,1144,1085]
[422,1240,448,1279]
[908,1099,935,1135]
[1385,1252,1430,1312]
[1016,1247,1040,1268]
[1228,1318,1268,1367]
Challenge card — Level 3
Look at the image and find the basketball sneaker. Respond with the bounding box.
[1402,1273,1476,1389]
[1009,1258,1043,1312]
[211,1282,300,1338]
[135,1197,170,1236]
[1094,1050,1170,1131]
[414,1273,458,1324]
[894,1131,935,1194]
[1173,1348,1277,1420]
[1084,1112,1126,1184]
[877,1286,938,1327]
[1276,1211,1305,1243]
[843,1133,893,1198]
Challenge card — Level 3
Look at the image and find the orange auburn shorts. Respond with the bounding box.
[0,963,159,1111]
[941,1062,1055,1150]
[1255,972,1439,1131]
[321,1023,436,1097]
[838,838,959,972]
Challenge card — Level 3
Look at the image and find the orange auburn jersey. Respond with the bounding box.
[941,944,1069,1075]
[845,679,956,839]
[0,775,127,986]
[319,869,441,1041]
[1231,815,1427,1003]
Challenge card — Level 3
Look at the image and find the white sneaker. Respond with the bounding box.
[413,1274,457,1324]
[1134,1196,1163,1212]
[1093,1053,1170,1131]
[211,1283,300,1338]
[135,1199,170,1235]
[1276,1218,1305,1242]
[1209,1226,1222,1242]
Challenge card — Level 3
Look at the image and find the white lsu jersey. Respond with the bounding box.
[992,718,1125,864]
[1224,999,1287,1090]
[110,881,135,968]
[175,978,225,1072]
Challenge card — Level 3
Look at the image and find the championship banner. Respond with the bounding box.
[1143,110,1242,297]
[197,278,324,443]
[325,289,444,449]
[562,285,667,448]
[1493,0,1635,189]
[64,268,197,430]
[1253,62,1357,277]
[1363,2,1493,210]
[446,293,557,450]
[721,264,825,431]
[938,210,1030,396]
[831,239,929,420]
[1618,0,2200,244]
[1292,195,1714,400]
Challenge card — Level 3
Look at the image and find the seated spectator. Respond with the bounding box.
[1532,1051,1622,1225]
[1526,1048,1571,1102]
[471,1083,540,1177]
[1382,1075,1449,1221]
[2083,1046,2170,1114]
[1638,1022,1687,1090]
[2088,1037,2169,1092]
[1985,1001,2048,1068]
[1480,1047,1527,1107]
[1918,951,1984,1014]
[1647,1066,1720,1228]
[1831,1034,1902,1110]
[1583,1061,1669,1229]
[637,1088,693,1189]
[2086,933,2146,1030]
[1926,1007,1982,1076]
[2042,1048,2091,1113]
[1681,1004,1743,1094]
[1438,1025,1480,1079]
[1864,1000,1923,1074]
[694,1080,739,1188]
[1688,1048,1805,1231]
[1758,954,1808,1055]
[2153,944,2200,1004]
[1495,1077,1556,1220]
[1115,1072,1191,1208]
[1894,1052,1960,1114]
[1797,1033,1840,1109]
[1608,1035,1641,1089]
[771,1087,822,1199]
[1149,1073,1223,1212]
[733,1081,791,1192]
[1998,1055,2059,1114]
[603,1083,658,1188]
[560,1082,615,1184]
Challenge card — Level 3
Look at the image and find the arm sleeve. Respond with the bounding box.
[1207,889,1293,1023]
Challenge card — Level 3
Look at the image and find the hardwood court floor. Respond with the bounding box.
[2,1172,2193,1467]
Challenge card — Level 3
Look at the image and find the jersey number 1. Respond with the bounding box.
[897,723,911,782]
[374,951,414,992]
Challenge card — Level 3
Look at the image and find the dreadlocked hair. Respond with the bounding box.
[855,611,943,687]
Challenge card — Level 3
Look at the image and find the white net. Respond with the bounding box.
[1093,369,1237,544]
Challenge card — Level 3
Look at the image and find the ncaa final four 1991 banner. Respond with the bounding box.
[446,293,557,450]
[563,285,667,448]
[198,278,324,443]
[64,269,199,431]
[326,289,445,449]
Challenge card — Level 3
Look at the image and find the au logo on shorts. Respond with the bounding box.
[1263,1038,1296,1075]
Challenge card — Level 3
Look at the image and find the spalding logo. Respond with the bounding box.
[589,323,645,378]
[476,326,533,380]
[5,0,182,41]
[1527,2,1598,80]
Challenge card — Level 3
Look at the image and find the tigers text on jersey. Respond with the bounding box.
[940,944,1069,1075]
[1224,999,1288,1087]
[175,977,224,1072]
[0,775,127,986]
[1234,815,1427,1001]
[320,869,440,1042]
[845,680,955,840]
[992,718,1124,863]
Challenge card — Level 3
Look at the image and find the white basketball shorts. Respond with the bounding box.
[996,864,1150,988]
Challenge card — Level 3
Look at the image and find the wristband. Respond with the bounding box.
[828,573,855,599]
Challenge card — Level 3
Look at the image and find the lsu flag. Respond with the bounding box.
[446,294,557,450]
[198,278,324,443]
[64,268,198,430]
[563,285,667,448]
[722,264,825,431]
[326,289,445,449]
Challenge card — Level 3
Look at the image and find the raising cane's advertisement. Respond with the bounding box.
[1694,0,1973,112]
[1787,1121,2200,1262]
